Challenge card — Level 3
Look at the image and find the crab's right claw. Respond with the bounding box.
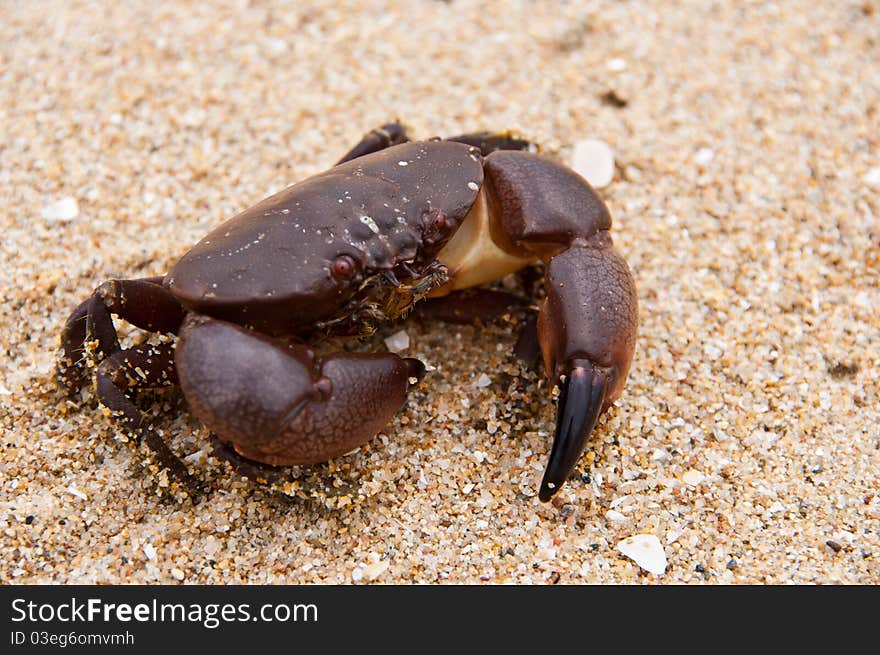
[539,361,609,502]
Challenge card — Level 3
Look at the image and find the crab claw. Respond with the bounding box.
[175,315,425,467]
[533,243,638,501]
[539,361,608,502]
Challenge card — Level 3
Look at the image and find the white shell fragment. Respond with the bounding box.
[863,167,880,186]
[693,147,715,165]
[617,534,667,575]
[358,214,380,233]
[571,139,615,188]
[66,486,87,501]
[41,196,79,221]
[384,330,410,353]
[143,543,157,561]
[474,373,492,388]
[682,469,705,486]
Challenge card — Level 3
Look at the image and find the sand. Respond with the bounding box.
[1,0,878,584]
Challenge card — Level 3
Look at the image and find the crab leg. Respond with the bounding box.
[482,150,638,501]
[174,315,425,468]
[413,287,527,324]
[446,130,537,156]
[94,341,194,486]
[336,125,535,168]
[335,122,410,165]
[58,276,186,391]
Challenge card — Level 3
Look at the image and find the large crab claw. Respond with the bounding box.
[175,315,424,466]
[534,244,637,501]
[476,151,638,501]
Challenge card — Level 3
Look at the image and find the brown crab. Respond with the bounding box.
[58,124,637,501]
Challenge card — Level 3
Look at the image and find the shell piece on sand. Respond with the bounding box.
[41,197,79,221]
[617,534,667,575]
[682,469,705,486]
[694,147,715,165]
[384,330,410,353]
[362,560,389,581]
[571,139,615,188]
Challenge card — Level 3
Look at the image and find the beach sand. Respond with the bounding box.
[2,0,878,583]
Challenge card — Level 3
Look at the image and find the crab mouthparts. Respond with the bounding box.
[317,261,448,334]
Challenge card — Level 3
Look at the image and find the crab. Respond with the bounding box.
[58,123,638,502]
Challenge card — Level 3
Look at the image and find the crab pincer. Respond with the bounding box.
[175,315,424,466]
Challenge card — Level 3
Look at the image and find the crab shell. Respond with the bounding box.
[165,140,501,334]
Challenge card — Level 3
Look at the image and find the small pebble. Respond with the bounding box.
[682,469,705,486]
[606,510,628,523]
[181,108,206,127]
[651,448,669,462]
[474,373,492,388]
[203,536,220,556]
[703,342,723,360]
[694,147,715,165]
[171,568,185,581]
[41,197,79,221]
[826,540,842,553]
[571,139,615,188]
[863,167,880,186]
[361,560,389,581]
[384,330,410,353]
[143,543,157,561]
[617,534,668,575]
[263,37,288,55]
[183,448,208,464]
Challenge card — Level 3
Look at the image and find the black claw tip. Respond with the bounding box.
[539,363,608,502]
[404,358,427,384]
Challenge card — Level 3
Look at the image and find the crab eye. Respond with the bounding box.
[331,254,358,280]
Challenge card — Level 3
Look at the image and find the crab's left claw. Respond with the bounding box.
[480,150,640,500]
[533,240,639,501]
